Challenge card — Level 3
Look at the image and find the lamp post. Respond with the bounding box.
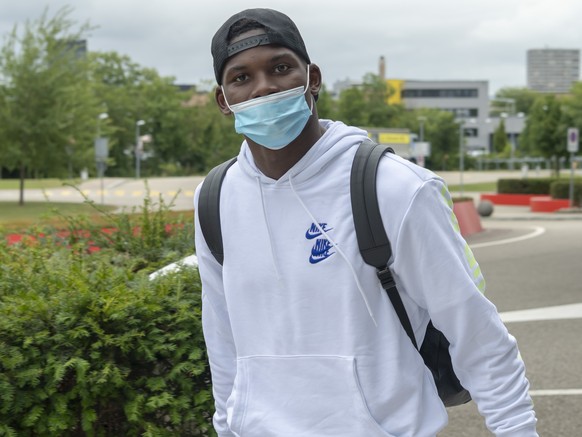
[458,120,465,198]
[97,112,108,137]
[96,113,108,204]
[500,112,516,170]
[135,120,146,179]
[417,116,427,142]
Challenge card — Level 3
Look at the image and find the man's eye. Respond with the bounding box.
[274,64,289,73]
[234,73,248,82]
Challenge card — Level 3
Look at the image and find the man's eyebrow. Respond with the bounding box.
[225,50,298,74]
[269,52,295,63]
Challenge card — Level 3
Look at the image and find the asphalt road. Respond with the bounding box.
[441,219,582,436]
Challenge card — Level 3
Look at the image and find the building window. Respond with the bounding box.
[402,88,479,98]
[463,127,479,137]
[443,108,479,118]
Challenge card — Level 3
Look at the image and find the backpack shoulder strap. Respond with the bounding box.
[350,139,418,349]
[198,157,237,265]
[350,138,393,268]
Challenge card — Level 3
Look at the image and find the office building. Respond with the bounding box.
[527,48,580,94]
[390,79,491,153]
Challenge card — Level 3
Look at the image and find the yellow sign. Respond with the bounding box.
[386,79,404,105]
[378,132,410,144]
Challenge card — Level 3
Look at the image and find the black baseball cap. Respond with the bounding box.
[211,8,311,85]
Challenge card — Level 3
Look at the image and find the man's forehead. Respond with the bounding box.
[223,44,301,73]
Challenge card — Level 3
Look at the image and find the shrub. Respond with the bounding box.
[497,178,557,195]
[0,195,215,436]
[550,179,582,206]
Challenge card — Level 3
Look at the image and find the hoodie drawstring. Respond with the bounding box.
[256,176,282,280]
[288,175,378,327]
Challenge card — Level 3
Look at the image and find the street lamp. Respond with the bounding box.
[97,112,108,137]
[135,120,146,179]
[456,118,476,198]
[458,120,465,198]
[96,113,109,204]
[417,116,427,142]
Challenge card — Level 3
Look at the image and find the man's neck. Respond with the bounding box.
[248,119,325,180]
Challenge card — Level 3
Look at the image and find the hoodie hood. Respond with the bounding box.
[236,120,368,185]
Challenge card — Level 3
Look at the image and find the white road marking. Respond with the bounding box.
[471,226,546,249]
[500,303,582,323]
[530,389,582,396]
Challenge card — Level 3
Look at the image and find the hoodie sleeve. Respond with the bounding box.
[392,178,538,437]
[194,186,237,437]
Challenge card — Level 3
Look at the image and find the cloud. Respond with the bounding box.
[0,0,580,95]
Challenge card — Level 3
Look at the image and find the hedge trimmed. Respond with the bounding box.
[497,178,557,195]
[0,197,216,436]
[550,179,582,206]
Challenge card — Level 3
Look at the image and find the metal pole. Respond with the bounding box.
[418,116,426,142]
[135,123,140,179]
[569,152,575,208]
[459,121,464,198]
[135,120,145,179]
[99,162,105,205]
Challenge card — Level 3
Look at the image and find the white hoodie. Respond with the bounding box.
[194,120,537,437]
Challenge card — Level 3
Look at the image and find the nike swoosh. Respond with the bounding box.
[305,224,333,240]
[309,252,334,264]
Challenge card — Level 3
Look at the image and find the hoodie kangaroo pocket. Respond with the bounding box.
[226,355,394,437]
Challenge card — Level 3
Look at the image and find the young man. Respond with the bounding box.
[195,8,538,437]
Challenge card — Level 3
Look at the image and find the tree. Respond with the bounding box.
[89,52,192,177]
[520,96,566,175]
[314,84,336,121]
[0,7,99,204]
[335,74,399,128]
[492,87,540,116]
[493,119,509,154]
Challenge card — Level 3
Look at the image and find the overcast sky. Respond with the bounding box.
[2,0,582,96]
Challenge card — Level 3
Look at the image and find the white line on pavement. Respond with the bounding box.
[530,389,582,396]
[500,303,582,323]
[471,226,546,249]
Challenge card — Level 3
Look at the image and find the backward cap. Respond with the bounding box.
[211,8,311,85]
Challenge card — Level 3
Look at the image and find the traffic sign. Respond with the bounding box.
[567,127,579,152]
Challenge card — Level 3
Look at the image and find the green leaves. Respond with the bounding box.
[0,199,214,435]
[0,6,99,202]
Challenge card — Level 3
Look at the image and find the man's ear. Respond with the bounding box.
[308,64,322,100]
[215,86,231,115]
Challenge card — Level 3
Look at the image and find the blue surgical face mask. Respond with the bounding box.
[222,67,313,150]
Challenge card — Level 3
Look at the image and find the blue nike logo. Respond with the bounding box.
[309,239,335,264]
[305,223,333,239]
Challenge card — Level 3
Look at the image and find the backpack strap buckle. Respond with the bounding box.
[376,267,396,291]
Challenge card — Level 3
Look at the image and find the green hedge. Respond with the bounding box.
[0,196,216,436]
[497,178,557,195]
[550,179,582,206]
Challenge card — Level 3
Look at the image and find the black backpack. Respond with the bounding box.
[198,138,471,407]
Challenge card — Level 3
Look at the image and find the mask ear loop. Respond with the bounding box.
[304,65,314,111]
[221,86,234,112]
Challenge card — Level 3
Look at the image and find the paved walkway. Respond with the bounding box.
[1,170,581,220]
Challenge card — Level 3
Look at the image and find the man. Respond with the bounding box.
[195,8,538,437]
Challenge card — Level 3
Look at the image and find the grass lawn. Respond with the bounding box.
[0,201,117,231]
[447,182,497,192]
[0,179,80,190]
